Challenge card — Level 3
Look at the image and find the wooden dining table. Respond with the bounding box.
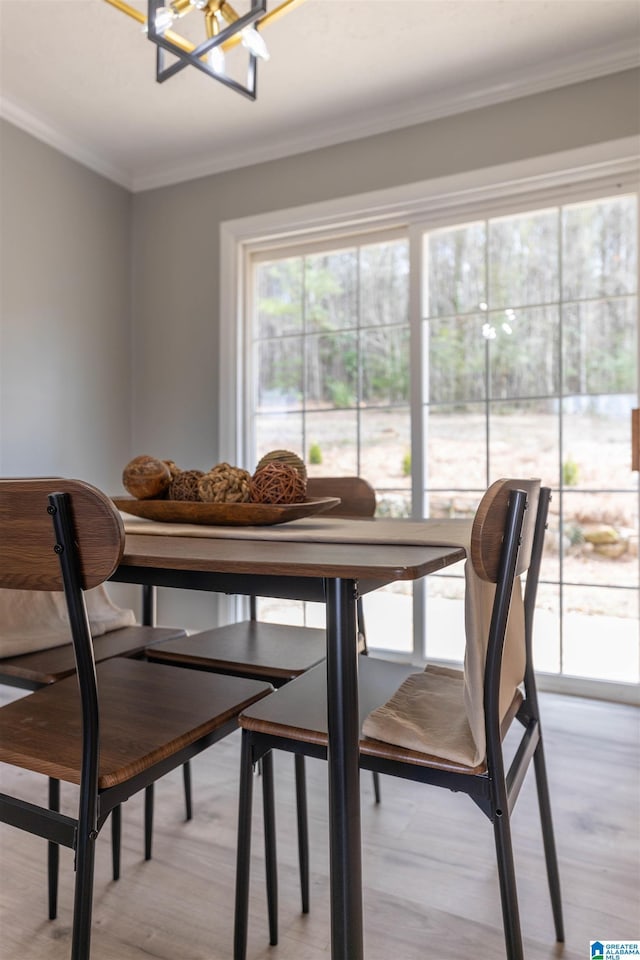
[110,519,466,960]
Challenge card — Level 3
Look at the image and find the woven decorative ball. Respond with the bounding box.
[256,449,307,483]
[250,463,307,504]
[168,469,205,501]
[198,463,252,503]
[163,459,181,480]
[122,455,171,500]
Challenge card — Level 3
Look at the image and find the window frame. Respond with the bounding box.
[219,137,640,703]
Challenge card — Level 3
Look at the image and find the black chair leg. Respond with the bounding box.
[372,771,381,804]
[183,761,193,821]
[493,806,524,960]
[294,753,310,914]
[262,750,278,946]
[70,823,97,960]
[361,641,382,807]
[111,804,121,881]
[48,778,60,921]
[234,731,255,960]
[533,738,564,942]
[144,783,154,861]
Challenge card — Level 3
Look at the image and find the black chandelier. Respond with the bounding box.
[105,0,305,100]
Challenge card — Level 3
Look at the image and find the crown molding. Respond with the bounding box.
[2,42,638,194]
[0,97,133,191]
[134,44,640,191]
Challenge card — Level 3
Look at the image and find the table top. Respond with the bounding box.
[120,531,466,583]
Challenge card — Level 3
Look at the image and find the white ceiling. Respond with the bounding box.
[1,0,638,191]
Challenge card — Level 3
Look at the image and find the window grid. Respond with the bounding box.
[421,197,638,680]
[248,193,639,683]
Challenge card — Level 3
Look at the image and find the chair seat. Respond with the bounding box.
[0,658,272,789]
[146,620,327,682]
[239,656,505,775]
[0,625,187,687]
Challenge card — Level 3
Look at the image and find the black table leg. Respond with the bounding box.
[142,583,157,860]
[142,584,156,627]
[324,577,363,960]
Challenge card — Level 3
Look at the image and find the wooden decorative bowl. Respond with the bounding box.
[112,496,341,527]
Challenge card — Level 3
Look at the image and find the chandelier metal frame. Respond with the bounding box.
[104,0,305,100]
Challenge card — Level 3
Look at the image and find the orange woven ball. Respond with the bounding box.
[250,463,306,504]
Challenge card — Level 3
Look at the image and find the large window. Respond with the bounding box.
[231,176,639,695]
[423,196,638,685]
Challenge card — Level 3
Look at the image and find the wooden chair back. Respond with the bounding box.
[0,478,124,592]
[306,476,376,519]
[0,480,124,590]
[470,478,540,582]
[471,479,541,774]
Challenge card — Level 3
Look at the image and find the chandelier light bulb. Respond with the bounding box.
[207,45,226,73]
[241,26,270,60]
[153,5,175,33]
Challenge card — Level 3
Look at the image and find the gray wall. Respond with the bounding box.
[131,69,640,469]
[0,121,139,613]
[0,121,132,493]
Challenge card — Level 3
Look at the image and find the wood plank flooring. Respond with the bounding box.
[1,686,638,960]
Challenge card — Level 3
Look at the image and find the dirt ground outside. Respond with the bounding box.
[258,407,638,592]
[257,408,639,681]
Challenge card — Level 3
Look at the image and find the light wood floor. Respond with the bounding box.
[1,686,638,960]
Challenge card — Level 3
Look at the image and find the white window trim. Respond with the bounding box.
[218,136,640,704]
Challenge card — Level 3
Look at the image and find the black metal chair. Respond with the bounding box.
[233,481,564,960]
[0,477,272,960]
[0,595,188,918]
